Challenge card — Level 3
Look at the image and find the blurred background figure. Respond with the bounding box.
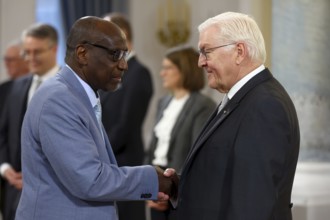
[2,40,29,80]
[101,12,153,220]
[0,23,59,220]
[0,40,29,220]
[146,46,216,220]
[0,40,29,115]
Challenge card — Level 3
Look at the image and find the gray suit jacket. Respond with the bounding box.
[147,92,216,172]
[15,66,158,220]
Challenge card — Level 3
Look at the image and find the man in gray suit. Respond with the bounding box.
[15,16,175,220]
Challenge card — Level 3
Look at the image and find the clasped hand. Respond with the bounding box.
[154,166,178,201]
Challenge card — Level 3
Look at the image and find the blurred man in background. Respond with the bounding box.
[0,23,59,220]
[0,40,29,220]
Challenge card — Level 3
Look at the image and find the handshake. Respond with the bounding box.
[154,166,179,201]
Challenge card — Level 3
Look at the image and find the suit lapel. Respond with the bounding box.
[17,76,33,111]
[58,66,116,164]
[180,102,238,178]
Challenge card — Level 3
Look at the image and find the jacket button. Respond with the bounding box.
[140,193,152,198]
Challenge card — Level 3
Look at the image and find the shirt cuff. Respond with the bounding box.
[0,163,12,177]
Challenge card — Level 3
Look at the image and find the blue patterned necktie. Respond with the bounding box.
[94,98,104,140]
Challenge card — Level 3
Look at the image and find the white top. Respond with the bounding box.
[152,94,190,167]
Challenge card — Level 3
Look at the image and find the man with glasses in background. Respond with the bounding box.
[0,23,59,220]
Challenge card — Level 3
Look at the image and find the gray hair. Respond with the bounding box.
[198,12,266,63]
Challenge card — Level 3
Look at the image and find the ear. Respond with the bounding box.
[235,42,247,65]
[75,45,88,65]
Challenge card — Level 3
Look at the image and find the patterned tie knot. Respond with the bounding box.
[94,99,102,123]
[94,98,104,140]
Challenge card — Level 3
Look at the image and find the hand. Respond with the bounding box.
[154,166,175,198]
[147,200,169,211]
[164,168,179,200]
[4,168,23,190]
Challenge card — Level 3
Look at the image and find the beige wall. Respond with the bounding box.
[0,0,35,81]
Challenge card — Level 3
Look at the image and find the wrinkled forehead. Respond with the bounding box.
[198,26,218,48]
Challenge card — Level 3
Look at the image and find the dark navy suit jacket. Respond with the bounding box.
[177,69,300,220]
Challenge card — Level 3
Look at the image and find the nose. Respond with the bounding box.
[118,58,128,71]
[198,54,207,68]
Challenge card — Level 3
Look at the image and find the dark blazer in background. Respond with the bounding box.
[100,56,153,166]
[147,92,216,172]
[0,79,13,219]
[100,56,153,220]
[0,80,13,117]
[177,69,300,220]
[0,74,33,220]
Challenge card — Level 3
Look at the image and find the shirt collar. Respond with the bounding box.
[33,65,59,82]
[227,64,265,100]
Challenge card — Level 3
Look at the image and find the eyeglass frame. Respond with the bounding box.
[83,42,129,62]
[199,42,236,60]
[21,45,54,60]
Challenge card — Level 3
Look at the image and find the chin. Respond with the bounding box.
[106,82,122,92]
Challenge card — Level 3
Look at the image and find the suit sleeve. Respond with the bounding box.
[36,95,159,201]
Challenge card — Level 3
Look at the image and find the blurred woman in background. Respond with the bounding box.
[146,46,216,220]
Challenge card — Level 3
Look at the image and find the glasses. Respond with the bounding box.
[83,42,128,62]
[199,43,236,60]
[21,46,53,60]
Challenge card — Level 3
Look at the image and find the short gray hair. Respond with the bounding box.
[198,12,266,63]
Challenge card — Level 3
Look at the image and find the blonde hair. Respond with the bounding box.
[198,12,266,63]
